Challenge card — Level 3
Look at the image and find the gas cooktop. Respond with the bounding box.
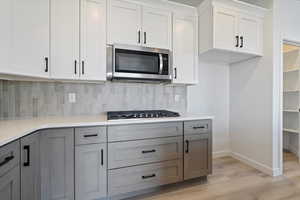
[107,110,180,120]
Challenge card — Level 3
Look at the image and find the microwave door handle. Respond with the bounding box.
[159,54,163,74]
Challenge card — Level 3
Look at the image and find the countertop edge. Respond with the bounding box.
[0,115,214,147]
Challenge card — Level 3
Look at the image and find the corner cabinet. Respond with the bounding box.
[107,0,172,50]
[40,128,74,200]
[198,0,265,64]
[172,14,198,85]
[0,141,20,200]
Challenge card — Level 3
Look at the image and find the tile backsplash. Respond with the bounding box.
[0,80,187,120]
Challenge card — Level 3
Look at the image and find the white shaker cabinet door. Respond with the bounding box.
[213,6,238,51]
[142,7,172,50]
[0,0,50,78]
[0,0,11,75]
[238,14,263,55]
[173,15,198,84]
[108,0,142,46]
[80,0,107,81]
[50,0,80,80]
[75,144,107,200]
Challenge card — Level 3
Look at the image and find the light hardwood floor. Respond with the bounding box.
[129,152,300,200]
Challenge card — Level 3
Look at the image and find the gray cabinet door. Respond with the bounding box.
[75,144,107,200]
[0,141,20,177]
[21,133,40,200]
[0,166,20,200]
[184,133,212,180]
[108,137,183,169]
[40,128,74,200]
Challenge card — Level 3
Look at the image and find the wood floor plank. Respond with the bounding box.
[127,152,300,200]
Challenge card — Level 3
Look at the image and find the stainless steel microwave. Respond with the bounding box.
[107,44,172,82]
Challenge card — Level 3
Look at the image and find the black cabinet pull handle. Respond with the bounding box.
[174,68,177,79]
[193,126,206,129]
[142,174,156,179]
[142,149,156,154]
[74,60,77,74]
[83,134,98,138]
[185,140,189,154]
[240,36,244,48]
[144,32,147,44]
[235,35,239,47]
[45,57,49,72]
[0,155,14,167]
[138,30,141,44]
[101,149,104,166]
[81,61,85,75]
[23,145,30,167]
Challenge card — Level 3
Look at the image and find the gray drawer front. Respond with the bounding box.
[108,160,183,196]
[108,122,183,142]
[184,120,212,135]
[108,137,183,169]
[75,127,106,145]
[0,140,20,177]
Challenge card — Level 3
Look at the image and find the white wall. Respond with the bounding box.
[279,0,300,42]
[187,61,230,157]
[229,3,275,175]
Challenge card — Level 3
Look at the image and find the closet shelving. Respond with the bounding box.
[283,44,300,159]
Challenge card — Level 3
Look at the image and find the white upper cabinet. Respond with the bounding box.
[80,0,107,81]
[142,7,172,49]
[50,0,80,80]
[0,0,11,75]
[199,0,266,64]
[173,15,198,84]
[51,0,106,81]
[238,14,263,55]
[0,0,50,78]
[213,7,238,52]
[108,0,141,46]
[108,0,172,50]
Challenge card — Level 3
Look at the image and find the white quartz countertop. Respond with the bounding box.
[0,114,214,147]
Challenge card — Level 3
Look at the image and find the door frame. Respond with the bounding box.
[277,39,300,176]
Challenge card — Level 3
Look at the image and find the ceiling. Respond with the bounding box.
[167,0,270,8]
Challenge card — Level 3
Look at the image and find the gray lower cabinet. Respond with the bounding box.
[0,166,20,200]
[21,133,40,200]
[108,160,183,196]
[184,133,212,180]
[40,128,74,200]
[75,144,107,200]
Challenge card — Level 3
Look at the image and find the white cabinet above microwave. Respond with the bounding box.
[107,0,172,50]
[198,0,266,64]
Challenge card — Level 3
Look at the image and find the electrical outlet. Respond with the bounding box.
[175,95,180,102]
[68,93,76,103]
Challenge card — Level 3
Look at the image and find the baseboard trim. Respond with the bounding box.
[213,151,230,158]
[230,152,275,176]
